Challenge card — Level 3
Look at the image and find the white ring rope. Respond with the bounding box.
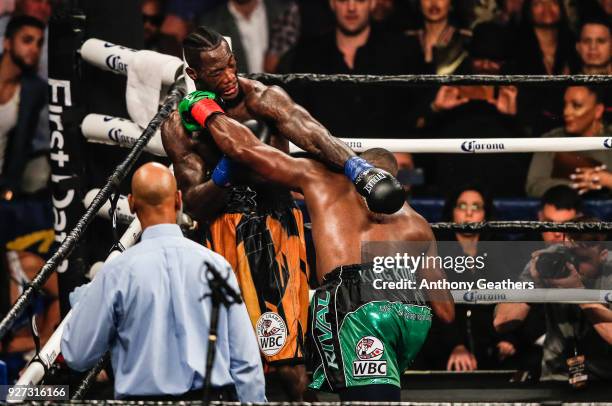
[290,137,612,154]
[83,188,193,226]
[82,114,612,155]
[452,288,612,304]
[80,39,181,86]
[81,114,166,156]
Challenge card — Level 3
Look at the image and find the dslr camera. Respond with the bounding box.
[535,246,578,279]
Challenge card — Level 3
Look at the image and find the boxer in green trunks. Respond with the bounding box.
[180,100,455,401]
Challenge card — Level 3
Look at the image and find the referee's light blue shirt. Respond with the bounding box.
[61,224,266,401]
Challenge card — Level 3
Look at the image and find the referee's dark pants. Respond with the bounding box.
[122,384,238,401]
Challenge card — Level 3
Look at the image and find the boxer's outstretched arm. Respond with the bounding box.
[245,84,355,168]
[207,114,314,190]
[161,111,227,221]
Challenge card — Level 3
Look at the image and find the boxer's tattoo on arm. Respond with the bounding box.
[245,84,355,168]
[161,111,227,221]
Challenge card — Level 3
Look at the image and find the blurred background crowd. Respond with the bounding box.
[0,0,611,386]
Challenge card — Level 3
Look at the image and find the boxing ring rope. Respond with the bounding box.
[6,39,612,397]
[430,220,612,232]
[81,113,612,155]
[247,73,612,86]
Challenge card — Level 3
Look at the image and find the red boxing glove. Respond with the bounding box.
[191,98,225,127]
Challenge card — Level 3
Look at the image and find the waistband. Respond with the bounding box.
[226,185,294,214]
[323,263,374,282]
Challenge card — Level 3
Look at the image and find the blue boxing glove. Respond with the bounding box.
[212,156,236,188]
[344,156,405,214]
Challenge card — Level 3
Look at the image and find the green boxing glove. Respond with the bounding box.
[178,90,224,132]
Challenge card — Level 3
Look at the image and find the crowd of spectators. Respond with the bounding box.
[146,0,611,200]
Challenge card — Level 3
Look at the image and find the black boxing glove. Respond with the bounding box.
[344,157,405,214]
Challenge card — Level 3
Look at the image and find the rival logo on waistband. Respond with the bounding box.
[256,312,287,356]
[603,139,612,149]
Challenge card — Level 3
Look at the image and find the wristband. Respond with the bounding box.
[192,98,224,127]
[344,156,373,182]
[211,156,233,187]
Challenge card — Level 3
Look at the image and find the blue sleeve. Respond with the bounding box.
[61,264,120,372]
[223,263,267,402]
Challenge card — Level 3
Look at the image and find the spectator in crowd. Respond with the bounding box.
[0,1,52,199]
[0,16,46,201]
[0,0,51,78]
[495,218,612,382]
[573,18,611,123]
[285,0,421,73]
[537,185,582,243]
[513,0,580,136]
[526,86,612,198]
[0,248,59,383]
[142,0,182,57]
[513,0,579,74]
[575,18,611,75]
[62,163,266,401]
[418,22,528,197]
[263,0,300,72]
[282,0,422,138]
[414,185,515,371]
[198,0,294,73]
[405,0,472,75]
[516,185,581,290]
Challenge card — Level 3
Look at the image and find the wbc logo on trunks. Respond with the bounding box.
[353,336,387,378]
[255,312,287,356]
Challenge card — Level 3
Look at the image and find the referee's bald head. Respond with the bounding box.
[129,163,182,227]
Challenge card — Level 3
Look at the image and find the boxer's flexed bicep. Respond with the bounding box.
[243,81,354,168]
[161,111,226,220]
[161,111,206,190]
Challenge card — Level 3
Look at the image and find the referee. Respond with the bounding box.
[61,163,266,401]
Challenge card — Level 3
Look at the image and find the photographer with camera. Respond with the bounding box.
[494,217,612,383]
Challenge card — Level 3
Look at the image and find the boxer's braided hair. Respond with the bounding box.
[183,26,225,68]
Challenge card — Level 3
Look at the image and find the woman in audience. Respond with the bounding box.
[513,0,580,136]
[414,185,518,371]
[527,86,612,198]
[405,0,471,74]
